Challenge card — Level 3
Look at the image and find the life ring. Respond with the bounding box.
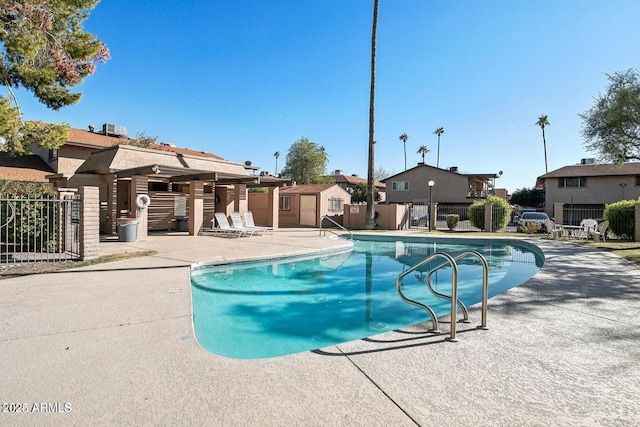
[135,193,151,209]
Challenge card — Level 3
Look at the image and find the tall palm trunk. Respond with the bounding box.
[542,128,548,173]
[365,0,378,230]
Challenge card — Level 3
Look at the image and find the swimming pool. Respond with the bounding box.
[190,235,544,359]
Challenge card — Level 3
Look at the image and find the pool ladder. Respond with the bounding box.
[396,251,489,342]
[319,215,353,239]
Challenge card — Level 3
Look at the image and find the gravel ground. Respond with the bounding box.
[0,261,73,279]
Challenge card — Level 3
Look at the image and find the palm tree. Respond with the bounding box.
[417,145,429,164]
[399,133,409,170]
[274,151,280,175]
[434,126,444,168]
[535,115,550,173]
[365,0,379,230]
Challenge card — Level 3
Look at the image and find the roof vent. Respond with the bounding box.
[102,123,128,137]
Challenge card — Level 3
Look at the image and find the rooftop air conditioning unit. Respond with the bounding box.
[103,123,128,137]
[580,158,595,165]
[260,171,269,176]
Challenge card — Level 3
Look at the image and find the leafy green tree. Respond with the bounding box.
[417,144,429,164]
[535,115,550,173]
[0,0,110,155]
[433,126,444,168]
[399,132,408,170]
[510,187,545,207]
[580,69,640,163]
[280,137,329,184]
[365,0,379,230]
[351,182,380,203]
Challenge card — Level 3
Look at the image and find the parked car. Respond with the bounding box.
[516,212,550,233]
[511,208,538,226]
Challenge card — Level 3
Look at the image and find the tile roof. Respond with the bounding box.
[68,128,225,160]
[280,184,335,194]
[0,152,54,182]
[331,174,385,188]
[539,162,640,178]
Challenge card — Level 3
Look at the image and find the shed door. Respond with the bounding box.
[299,195,317,226]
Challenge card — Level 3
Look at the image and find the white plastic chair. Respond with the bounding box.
[591,220,609,242]
[229,212,257,236]
[576,218,598,239]
[213,212,253,237]
[243,211,274,234]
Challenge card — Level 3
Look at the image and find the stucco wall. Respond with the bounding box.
[385,165,471,204]
[545,175,640,209]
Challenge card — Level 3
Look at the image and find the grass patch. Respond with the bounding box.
[62,250,158,270]
[0,250,158,279]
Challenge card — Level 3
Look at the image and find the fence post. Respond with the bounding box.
[79,186,99,260]
[484,201,493,232]
[635,203,640,243]
[553,203,564,224]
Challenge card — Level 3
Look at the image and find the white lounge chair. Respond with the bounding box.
[243,211,274,234]
[229,212,258,236]
[213,212,253,238]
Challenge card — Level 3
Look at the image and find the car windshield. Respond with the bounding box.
[521,212,548,220]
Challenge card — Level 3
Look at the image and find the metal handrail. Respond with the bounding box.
[319,215,353,240]
[426,250,489,329]
[396,252,459,340]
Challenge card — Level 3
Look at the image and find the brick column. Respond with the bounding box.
[269,186,280,229]
[553,203,564,225]
[131,176,149,241]
[79,186,99,260]
[429,202,438,231]
[484,201,493,232]
[189,180,204,236]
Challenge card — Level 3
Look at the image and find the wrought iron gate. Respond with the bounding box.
[0,195,81,266]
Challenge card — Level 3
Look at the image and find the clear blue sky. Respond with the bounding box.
[16,0,640,193]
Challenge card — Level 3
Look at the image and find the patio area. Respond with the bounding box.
[1,230,639,425]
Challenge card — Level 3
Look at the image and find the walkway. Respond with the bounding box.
[1,230,638,426]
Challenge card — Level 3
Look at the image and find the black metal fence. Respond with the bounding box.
[409,201,627,240]
[1,196,81,266]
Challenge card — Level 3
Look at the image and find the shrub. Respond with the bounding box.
[445,214,459,231]
[518,221,542,234]
[603,200,635,239]
[0,180,60,252]
[468,195,512,231]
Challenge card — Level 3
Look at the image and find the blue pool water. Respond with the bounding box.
[190,236,544,359]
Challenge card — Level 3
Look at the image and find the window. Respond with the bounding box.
[558,177,587,188]
[279,195,290,211]
[392,181,409,191]
[48,149,58,162]
[149,182,169,191]
[328,197,344,212]
[635,175,640,186]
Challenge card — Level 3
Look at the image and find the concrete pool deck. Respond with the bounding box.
[1,229,639,426]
